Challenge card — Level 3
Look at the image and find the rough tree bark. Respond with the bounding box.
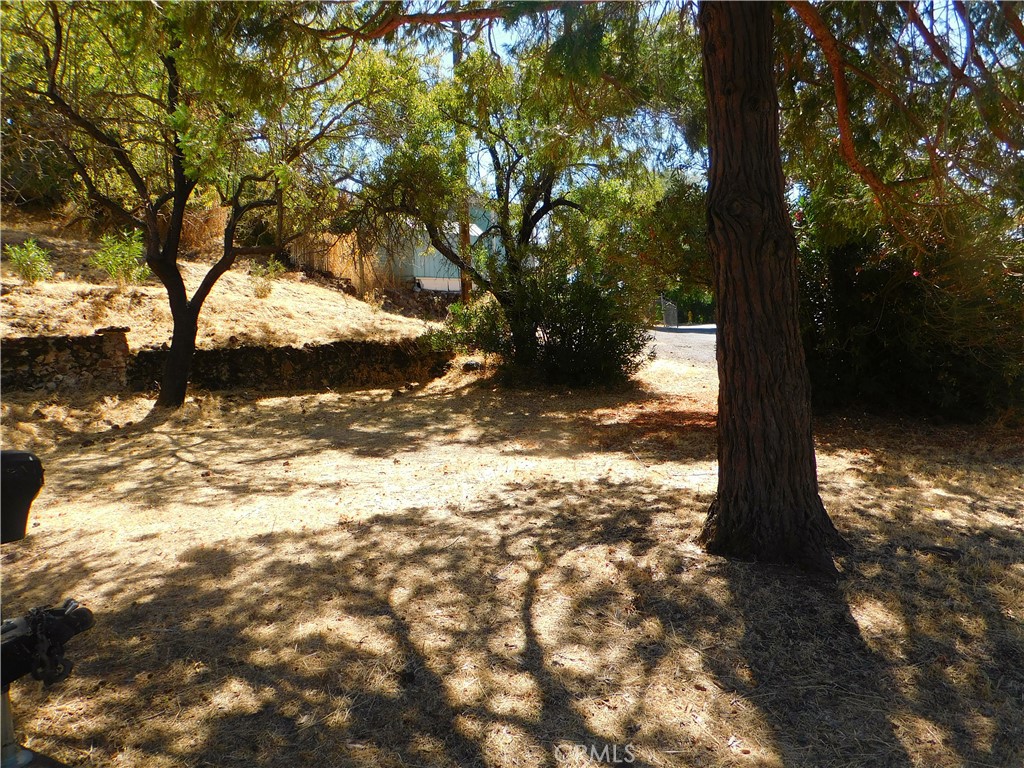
[697,2,845,576]
[148,50,200,408]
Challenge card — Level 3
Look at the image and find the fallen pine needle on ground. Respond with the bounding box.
[1,357,1021,768]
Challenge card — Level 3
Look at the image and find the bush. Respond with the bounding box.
[249,257,287,299]
[529,257,653,385]
[436,251,653,386]
[430,294,510,357]
[4,239,54,284]
[91,230,151,286]
[797,207,1024,421]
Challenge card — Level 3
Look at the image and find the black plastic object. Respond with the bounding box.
[1,600,95,690]
[1,451,44,544]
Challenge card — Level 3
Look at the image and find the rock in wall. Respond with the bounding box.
[128,338,452,393]
[1,328,129,393]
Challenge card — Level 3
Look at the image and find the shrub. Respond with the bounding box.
[430,294,510,357]
[529,256,653,385]
[91,230,151,286]
[249,257,286,298]
[436,250,653,386]
[4,239,53,284]
[797,203,1024,421]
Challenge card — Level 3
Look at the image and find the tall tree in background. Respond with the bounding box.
[352,42,653,361]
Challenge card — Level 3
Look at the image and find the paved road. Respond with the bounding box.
[648,324,717,367]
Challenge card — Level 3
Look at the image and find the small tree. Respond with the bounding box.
[1,2,372,406]
[352,43,657,381]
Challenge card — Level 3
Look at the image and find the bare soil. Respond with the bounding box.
[1,216,429,351]
[1,217,1023,768]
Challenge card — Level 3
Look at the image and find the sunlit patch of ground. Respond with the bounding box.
[2,352,1021,768]
[1,223,429,351]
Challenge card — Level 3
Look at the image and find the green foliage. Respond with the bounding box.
[546,6,607,81]
[526,251,653,385]
[437,248,653,386]
[91,231,151,286]
[0,103,74,206]
[650,177,711,289]
[249,257,287,299]
[776,2,1023,237]
[797,196,1024,421]
[431,295,510,357]
[4,239,54,284]
[551,172,710,326]
[773,1,1023,416]
[665,286,715,325]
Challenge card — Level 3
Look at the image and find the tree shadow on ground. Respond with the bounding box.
[3,449,1021,767]
[4,477,687,767]
[816,421,1023,768]
[14,379,704,516]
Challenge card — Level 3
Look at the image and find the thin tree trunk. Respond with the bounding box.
[146,222,198,409]
[460,205,473,303]
[697,2,844,576]
[157,307,199,408]
[453,22,473,304]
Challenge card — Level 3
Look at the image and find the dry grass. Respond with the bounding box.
[1,357,1021,768]
[1,224,429,351]
[1,214,1022,768]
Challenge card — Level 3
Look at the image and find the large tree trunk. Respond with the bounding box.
[697,2,844,576]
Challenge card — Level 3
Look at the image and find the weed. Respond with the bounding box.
[5,239,54,284]
[91,230,151,287]
[249,257,287,299]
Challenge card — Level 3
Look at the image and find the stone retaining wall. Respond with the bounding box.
[2,332,452,395]
[1,328,130,393]
[128,338,451,393]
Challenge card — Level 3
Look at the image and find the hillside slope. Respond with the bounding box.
[1,222,431,353]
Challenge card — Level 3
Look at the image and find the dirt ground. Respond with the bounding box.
[2,218,1023,768]
[1,218,428,351]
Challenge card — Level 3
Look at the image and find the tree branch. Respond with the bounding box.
[424,220,492,291]
[789,1,893,204]
[158,42,199,264]
[954,1,1024,124]
[842,60,945,196]
[517,165,558,245]
[901,1,1022,150]
[314,3,565,41]
[1001,1,1024,47]
[58,141,146,230]
[42,2,153,211]
[190,194,281,314]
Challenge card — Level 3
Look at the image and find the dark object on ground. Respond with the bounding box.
[1,600,96,689]
[2,600,94,768]
[1,451,44,544]
[463,360,483,372]
[2,452,94,767]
